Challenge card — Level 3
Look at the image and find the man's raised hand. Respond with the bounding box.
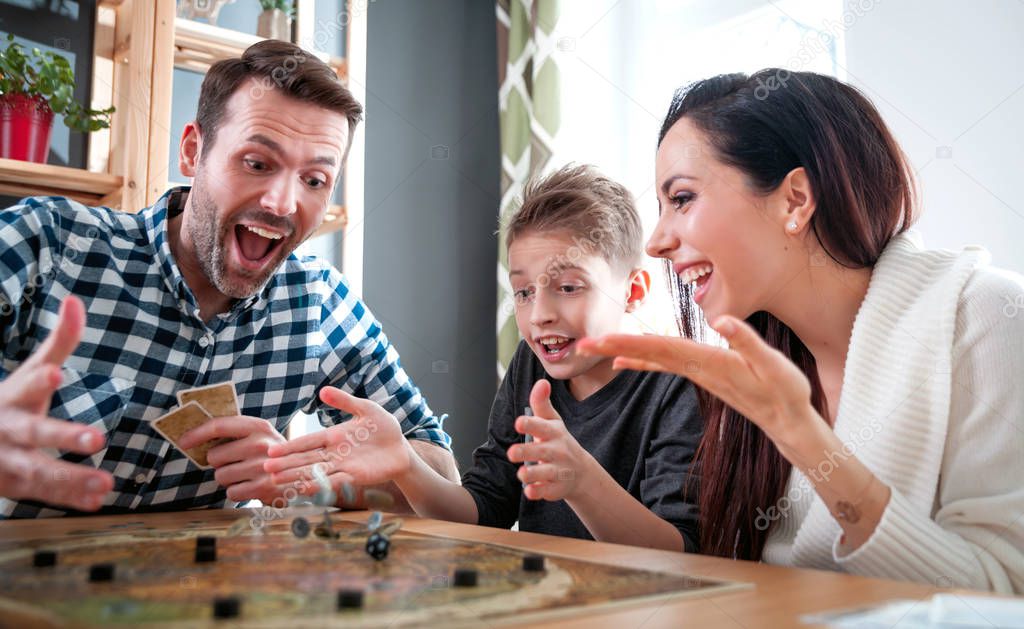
[0,297,114,511]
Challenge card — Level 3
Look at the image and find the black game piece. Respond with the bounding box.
[337,589,364,610]
[196,536,216,548]
[195,545,217,562]
[523,554,546,572]
[452,568,478,587]
[89,563,115,582]
[365,532,389,561]
[291,517,311,538]
[33,550,56,567]
[212,597,240,619]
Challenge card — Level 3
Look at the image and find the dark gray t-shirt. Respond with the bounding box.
[461,341,702,552]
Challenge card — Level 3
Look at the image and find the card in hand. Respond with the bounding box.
[176,381,240,418]
[150,402,219,469]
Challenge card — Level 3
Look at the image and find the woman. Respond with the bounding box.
[578,69,1024,593]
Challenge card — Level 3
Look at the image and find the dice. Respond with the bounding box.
[365,532,390,561]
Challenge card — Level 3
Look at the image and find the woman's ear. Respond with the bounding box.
[625,269,651,313]
[780,167,816,235]
[178,121,202,179]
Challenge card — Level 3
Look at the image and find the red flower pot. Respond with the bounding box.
[0,93,55,163]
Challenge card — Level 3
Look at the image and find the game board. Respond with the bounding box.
[0,511,748,628]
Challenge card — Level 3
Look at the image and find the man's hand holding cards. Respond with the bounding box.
[152,382,287,503]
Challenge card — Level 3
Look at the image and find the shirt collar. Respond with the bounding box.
[140,186,272,319]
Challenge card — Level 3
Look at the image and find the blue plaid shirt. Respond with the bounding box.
[0,187,451,518]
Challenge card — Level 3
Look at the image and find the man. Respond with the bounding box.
[0,40,457,518]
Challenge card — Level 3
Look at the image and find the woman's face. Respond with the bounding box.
[648,117,798,323]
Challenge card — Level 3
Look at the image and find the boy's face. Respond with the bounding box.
[508,230,642,395]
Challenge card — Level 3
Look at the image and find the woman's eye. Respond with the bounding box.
[670,192,695,210]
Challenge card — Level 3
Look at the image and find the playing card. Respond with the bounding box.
[176,381,240,418]
[151,402,220,469]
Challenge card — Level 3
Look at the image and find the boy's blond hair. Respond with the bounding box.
[505,164,643,271]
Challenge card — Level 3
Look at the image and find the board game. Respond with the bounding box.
[0,510,748,628]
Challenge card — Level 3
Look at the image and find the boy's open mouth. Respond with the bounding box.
[536,335,576,362]
[233,224,286,270]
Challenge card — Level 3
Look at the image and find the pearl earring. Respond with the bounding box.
[787,221,798,233]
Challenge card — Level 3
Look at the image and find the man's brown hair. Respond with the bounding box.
[505,164,643,270]
[195,40,363,160]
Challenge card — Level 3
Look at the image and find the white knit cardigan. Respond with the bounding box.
[762,232,1024,594]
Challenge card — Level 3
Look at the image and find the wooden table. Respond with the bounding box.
[0,508,974,628]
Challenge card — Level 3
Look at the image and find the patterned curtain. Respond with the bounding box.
[495,0,561,378]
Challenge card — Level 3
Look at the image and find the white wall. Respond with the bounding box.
[550,0,847,334]
[844,0,1024,272]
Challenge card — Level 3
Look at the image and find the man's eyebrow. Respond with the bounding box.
[660,174,700,196]
[246,134,283,153]
[245,134,337,168]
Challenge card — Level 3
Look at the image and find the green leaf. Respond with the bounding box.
[1,35,115,133]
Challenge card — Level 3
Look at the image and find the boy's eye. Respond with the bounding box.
[305,176,326,189]
[559,284,584,294]
[244,158,268,172]
[513,288,535,304]
[670,191,695,211]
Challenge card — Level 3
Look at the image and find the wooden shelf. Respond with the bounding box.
[173,18,347,80]
[3,0,360,254]
[0,158,123,207]
[313,204,347,238]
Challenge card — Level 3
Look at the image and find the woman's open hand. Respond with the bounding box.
[577,316,818,444]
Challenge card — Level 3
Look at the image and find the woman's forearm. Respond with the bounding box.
[777,408,891,550]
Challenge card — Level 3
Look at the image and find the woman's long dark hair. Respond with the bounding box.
[662,70,916,560]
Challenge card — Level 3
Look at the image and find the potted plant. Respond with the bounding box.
[257,0,295,41]
[0,35,115,163]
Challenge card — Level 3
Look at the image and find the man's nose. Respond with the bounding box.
[259,175,298,217]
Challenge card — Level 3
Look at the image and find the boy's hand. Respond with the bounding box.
[507,379,596,502]
[263,387,412,497]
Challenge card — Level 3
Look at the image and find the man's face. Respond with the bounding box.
[185,80,350,299]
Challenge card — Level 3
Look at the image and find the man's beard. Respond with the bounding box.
[186,178,297,299]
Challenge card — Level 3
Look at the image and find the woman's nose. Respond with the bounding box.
[646,212,680,259]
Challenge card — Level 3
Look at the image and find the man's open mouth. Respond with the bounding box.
[233,224,286,270]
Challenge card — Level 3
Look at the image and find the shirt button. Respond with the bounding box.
[134,473,147,484]
[198,336,210,348]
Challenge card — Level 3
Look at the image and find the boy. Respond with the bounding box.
[266,164,702,551]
